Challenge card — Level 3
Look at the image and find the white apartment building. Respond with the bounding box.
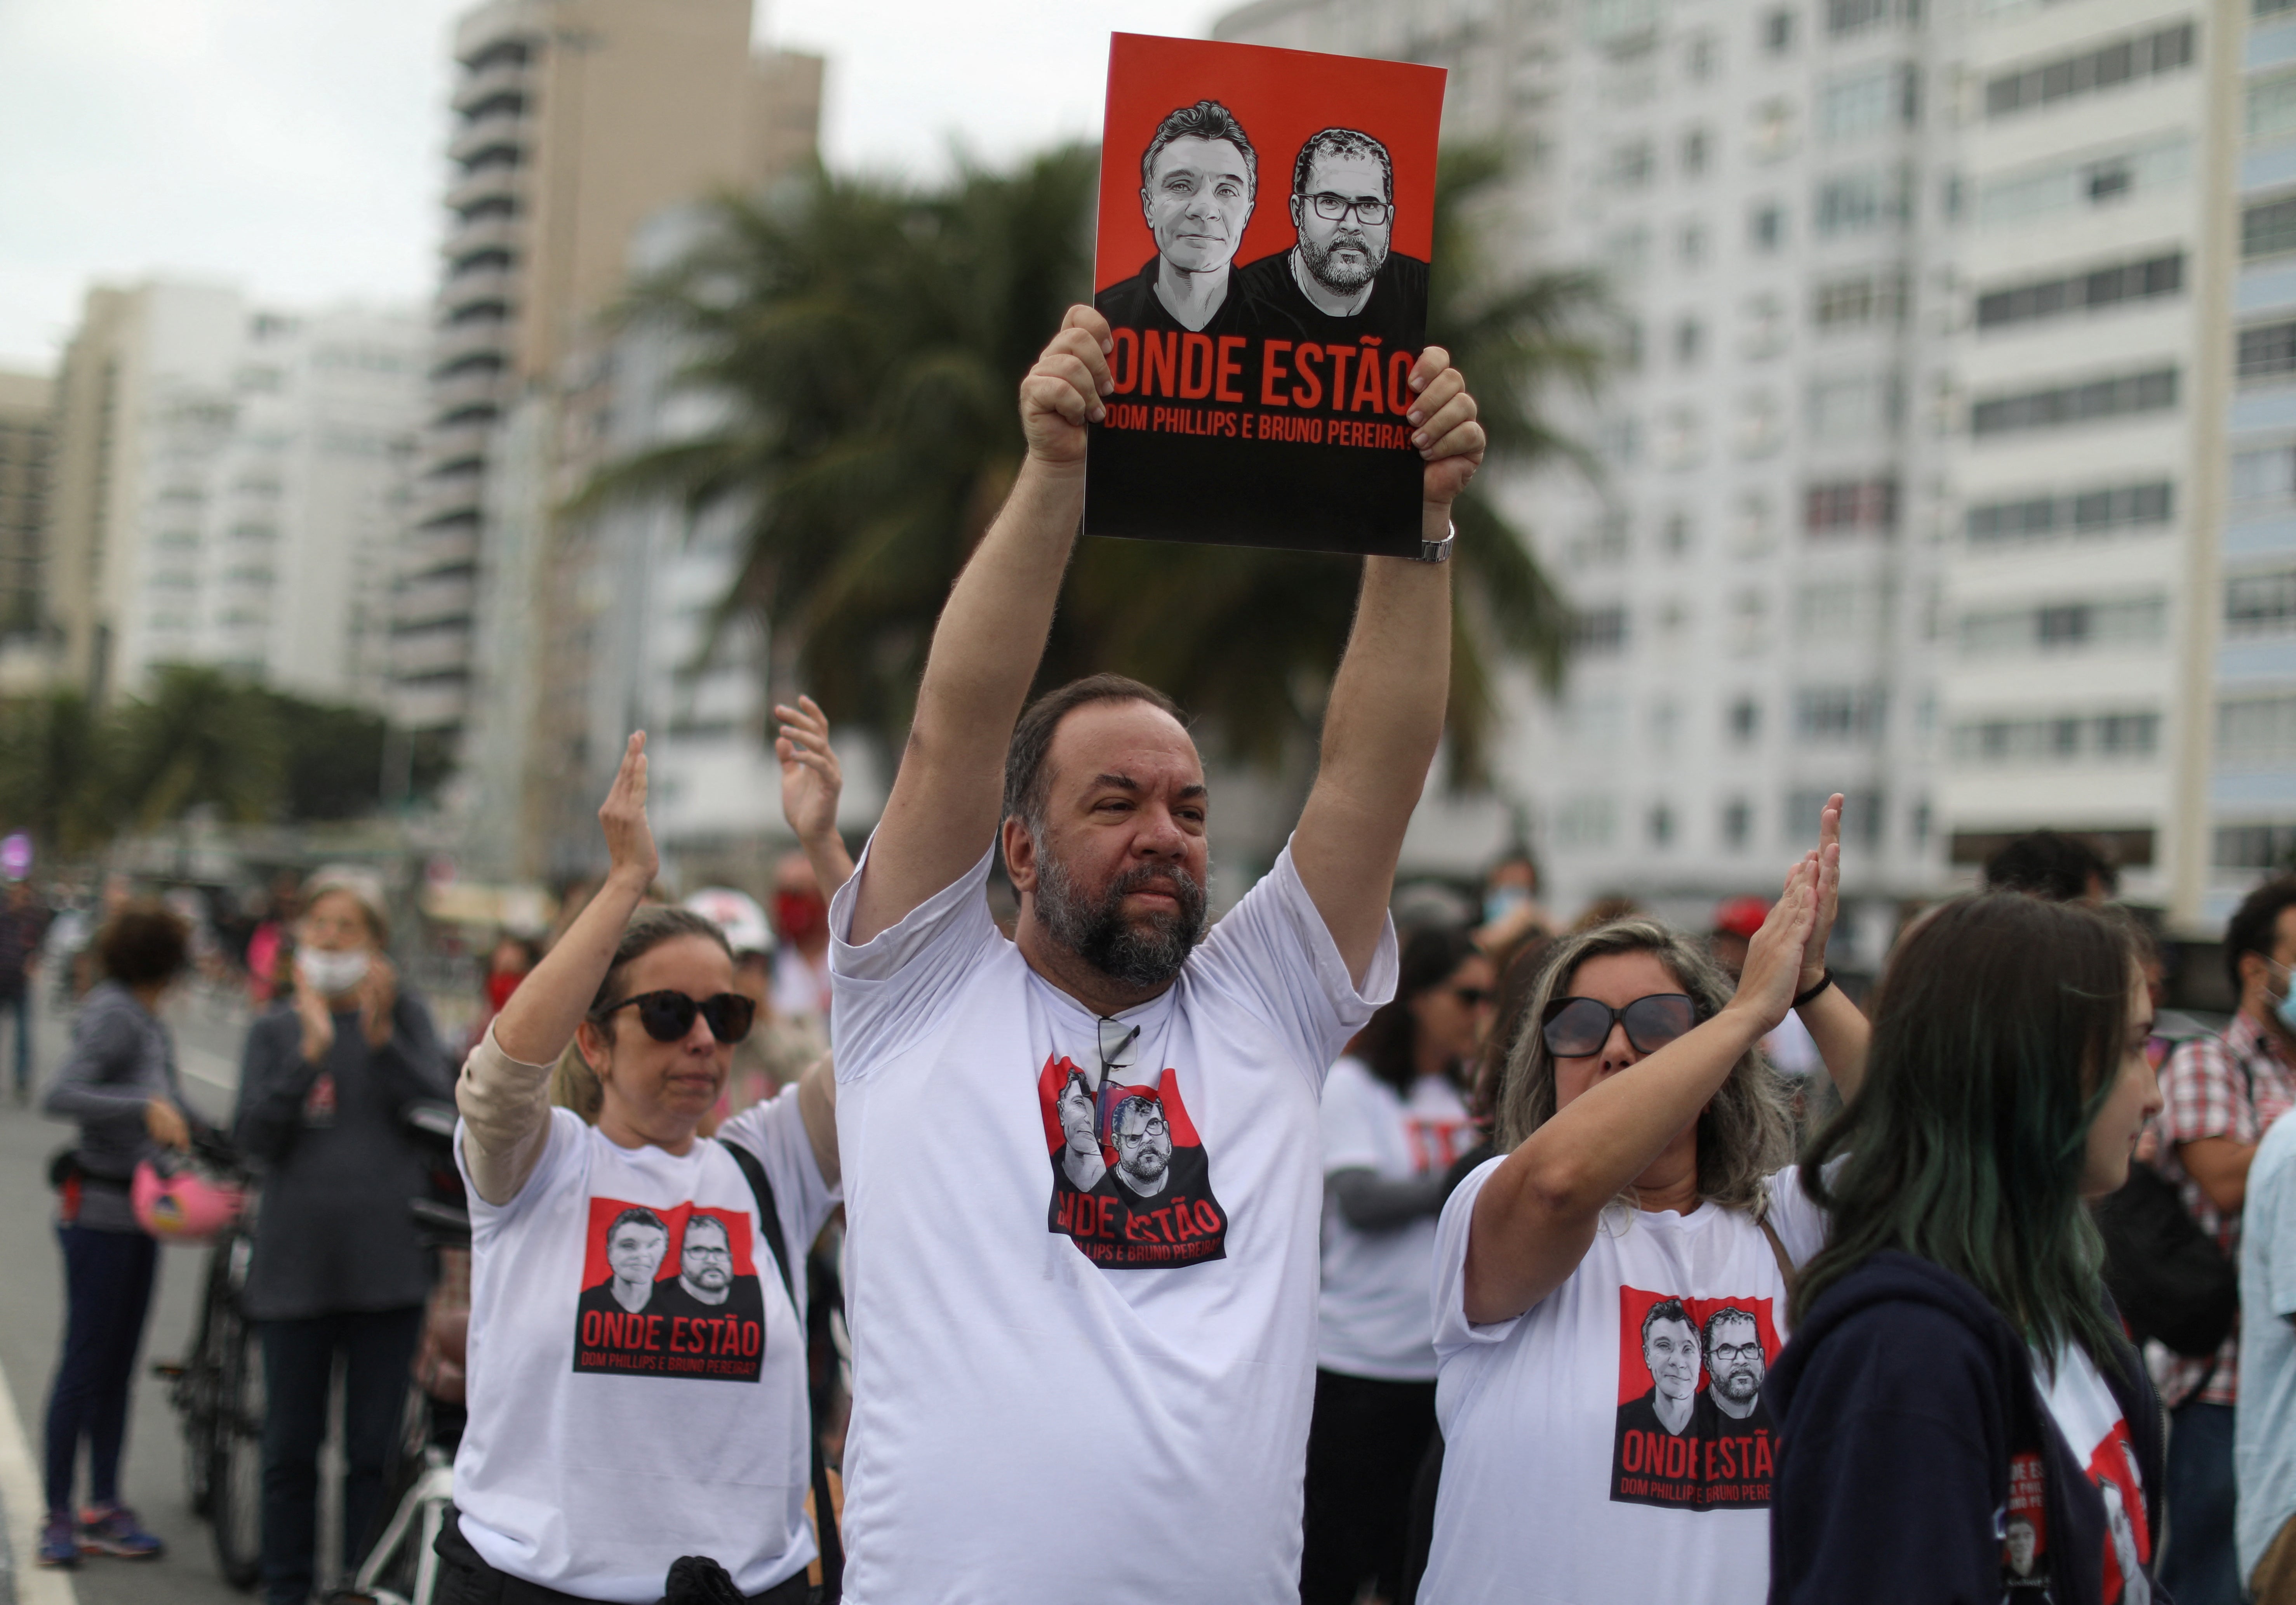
[1221,0,2286,943]
[44,281,423,709]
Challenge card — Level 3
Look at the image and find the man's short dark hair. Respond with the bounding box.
[2226,874,2296,996]
[1140,100,1257,196]
[1002,674,1189,834]
[1701,1304,1758,1354]
[1981,830,2117,902]
[1291,127,1395,203]
[97,900,190,988]
[1640,1296,1694,1347]
[682,1212,731,1249]
[607,1206,667,1242]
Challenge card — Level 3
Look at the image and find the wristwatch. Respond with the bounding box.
[1413,521,1457,564]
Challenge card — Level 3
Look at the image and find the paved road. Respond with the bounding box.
[0,986,294,1605]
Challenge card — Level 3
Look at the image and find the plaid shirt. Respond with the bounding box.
[2155,1013,2296,1405]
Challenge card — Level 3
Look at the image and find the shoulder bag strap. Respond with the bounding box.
[1758,1214,1799,1299]
[721,1138,842,1602]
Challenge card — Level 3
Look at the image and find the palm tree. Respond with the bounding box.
[110,665,285,829]
[587,141,1606,784]
[0,689,119,856]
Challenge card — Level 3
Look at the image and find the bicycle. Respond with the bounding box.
[151,1126,265,1591]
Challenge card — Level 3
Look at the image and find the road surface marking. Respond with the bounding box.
[0,1348,77,1604]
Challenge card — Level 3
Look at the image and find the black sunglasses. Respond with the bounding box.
[1540,993,1701,1058]
[599,990,757,1045]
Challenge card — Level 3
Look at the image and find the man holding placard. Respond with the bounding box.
[818,301,1483,1601]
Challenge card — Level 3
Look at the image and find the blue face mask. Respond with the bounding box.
[2277,971,2296,1034]
[1485,886,1531,926]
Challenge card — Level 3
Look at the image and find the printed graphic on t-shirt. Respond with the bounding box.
[1038,1046,1229,1270]
[2001,1451,2050,1594]
[571,1197,765,1381]
[1608,1286,1781,1510]
[1402,1113,1472,1175]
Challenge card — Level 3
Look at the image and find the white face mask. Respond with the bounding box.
[296,947,370,998]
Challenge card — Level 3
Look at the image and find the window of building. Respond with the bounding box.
[1828,0,1896,35]
[1967,482,2172,541]
[2216,823,2296,867]
[2234,446,2296,504]
[2241,321,2296,380]
[2245,194,2296,259]
[2263,0,2296,18]
[1663,513,1695,555]
[1970,368,2177,436]
[1952,710,2161,763]
[1812,270,1908,330]
[1815,168,1904,234]
[1675,316,1705,365]
[1574,604,1630,654]
[1611,139,1657,185]
[1729,697,1763,742]
[1687,34,1719,78]
[1557,795,1619,849]
[1764,8,1798,52]
[1818,64,1915,145]
[1959,595,2167,653]
[2228,568,2296,633]
[1750,202,1787,250]
[1974,253,2183,328]
[2254,70,2296,146]
[1682,128,1710,175]
[1649,802,1677,846]
[1678,220,1709,266]
[2219,696,2296,764]
[1788,789,1883,845]
[1795,685,1886,742]
[1721,798,1753,850]
[1977,137,2190,228]
[1805,477,1898,534]
[1808,372,1900,442]
[1986,22,2197,117]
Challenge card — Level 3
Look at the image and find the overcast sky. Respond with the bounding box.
[0,0,1231,374]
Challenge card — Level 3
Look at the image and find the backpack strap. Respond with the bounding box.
[721,1138,842,1602]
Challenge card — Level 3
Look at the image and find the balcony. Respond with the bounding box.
[428,367,506,420]
[438,266,517,321]
[430,318,512,371]
[391,624,475,678]
[396,571,477,631]
[451,58,533,117]
[448,105,527,166]
[442,214,522,264]
[390,678,469,733]
[423,422,495,476]
[414,473,486,527]
[446,164,522,217]
[403,524,480,574]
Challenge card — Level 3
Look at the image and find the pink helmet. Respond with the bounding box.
[132,1157,246,1245]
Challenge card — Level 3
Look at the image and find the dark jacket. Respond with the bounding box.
[1767,1249,2168,1605]
[233,989,450,1320]
[42,980,184,1232]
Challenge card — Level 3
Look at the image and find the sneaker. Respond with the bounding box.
[77,1503,164,1559]
[36,1511,80,1568]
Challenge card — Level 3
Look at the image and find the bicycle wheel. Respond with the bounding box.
[206,1306,266,1590]
[179,1249,233,1518]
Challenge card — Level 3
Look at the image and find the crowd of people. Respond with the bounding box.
[23,306,2296,1605]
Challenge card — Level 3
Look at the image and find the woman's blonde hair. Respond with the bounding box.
[1493,916,1795,1217]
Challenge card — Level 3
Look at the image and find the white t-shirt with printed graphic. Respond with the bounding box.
[1318,1057,1473,1379]
[1418,1157,1826,1605]
[2025,1344,2152,1603]
[826,839,1396,1605]
[452,1087,837,1604]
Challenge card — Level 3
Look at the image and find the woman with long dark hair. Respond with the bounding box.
[1300,925,1492,1605]
[1767,893,2166,1603]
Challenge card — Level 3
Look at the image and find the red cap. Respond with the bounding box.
[1712,896,1769,939]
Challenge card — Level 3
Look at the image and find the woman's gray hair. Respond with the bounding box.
[1493,916,1796,1218]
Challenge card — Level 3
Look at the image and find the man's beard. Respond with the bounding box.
[1717,1365,1761,1401]
[1035,848,1208,990]
[1301,229,1385,293]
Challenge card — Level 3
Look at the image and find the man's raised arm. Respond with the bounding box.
[1292,348,1485,985]
[846,308,1115,947]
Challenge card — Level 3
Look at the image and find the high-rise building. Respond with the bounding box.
[400,0,824,808]
[0,368,54,687]
[1219,0,2275,944]
[42,281,424,708]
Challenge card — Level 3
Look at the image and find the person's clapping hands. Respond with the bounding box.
[599,733,659,893]
[1726,859,1819,1037]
